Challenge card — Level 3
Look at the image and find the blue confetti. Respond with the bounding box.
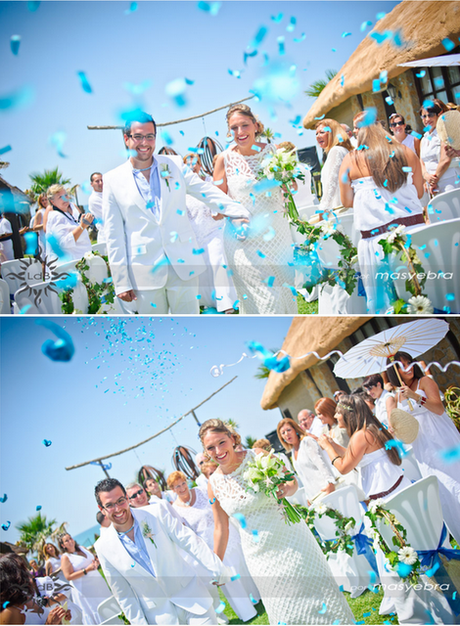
[439,443,460,463]
[36,505,42,511]
[160,130,174,146]
[277,36,285,55]
[1,522,11,531]
[372,78,381,93]
[286,16,296,32]
[36,319,75,362]
[271,13,283,23]
[315,114,325,120]
[215,601,226,614]
[27,1,40,10]
[402,166,412,172]
[360,107,377,127]
[340,74,345,87]
[0,495,7,503]
[49,131,67,158]
[256,250,266,258]
[23,232,37,256]
[396,562,413,578]
[124,2,137,13]
[165,78,191,107]
[10,35,21,56]
[228,69,241,79]
[446,293,455,301]
[385,96,394,106]
[442,38,455,52]
[233,300,240,310]
[0,145,12,155]
[416,70,426,78]
[376,11,386,19]
[361,21,372,31]
[252,529,259,543]
[77,71,92,94]
[318,602,327,614]
[250,594,258,604]
[0,85,34,111]
[385,439,407,457]
[197,1,221,15]
[342,32,351,38]
[293,33,306,43]
[264,355,290,373]
[231,573,241,581]
[250,25,268,48]
[244,49,258,65]
[267,276,275,287]
[233,513,247,528]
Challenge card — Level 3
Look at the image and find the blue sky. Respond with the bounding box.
[1,0,399,206]
[0,316,295,543]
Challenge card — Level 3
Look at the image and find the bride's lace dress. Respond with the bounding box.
[223,145,298,314]
[210,450,355,625]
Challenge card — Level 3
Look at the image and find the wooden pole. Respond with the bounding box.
[87,96,255,131]
[65,376,237,471]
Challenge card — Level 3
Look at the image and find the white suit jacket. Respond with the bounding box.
[95,502,229,625]
[102,155,249,295]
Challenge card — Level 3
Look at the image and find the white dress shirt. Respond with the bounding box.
[375,389,392,428]
[46,204,92,262]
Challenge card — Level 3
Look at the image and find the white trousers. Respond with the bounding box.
[175,606,217,625]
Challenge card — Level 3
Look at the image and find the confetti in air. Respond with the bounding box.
[10,35,21,55]
[36,319,75,362]
[318,603,327,614]
[1,522,11,531]
[197,1,221,16]
[0,85,34,111]
[0,495,7,503]
[233,513,247,528]
[124,2,138,13]
[42,440,52,447]
[77,71,93,93]
[215,602,226,614]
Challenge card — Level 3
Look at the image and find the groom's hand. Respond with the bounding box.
[117,289,137,302]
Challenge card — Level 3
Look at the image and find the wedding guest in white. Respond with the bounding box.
[45,185,94,263]
[126,482,150,508]
[31,193,49,260]
[184,153,237,313]
[420,99,460,195]
[363,374,391,427]
[94,478,229,625]
[88,172,105,244]
[315,397,349,447]
[194,453,210,492]
[341,123,358,148]
[169,471,260,623]
[103,111,249,314]
[96,511,111,536]
[388,113,421,157]
[58,532,111,625]
[297,408,324,438]
[315,118,354,216]
[0,214,15,262]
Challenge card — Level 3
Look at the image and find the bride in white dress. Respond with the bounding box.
[213,104,298,314]
[199,419,355,626]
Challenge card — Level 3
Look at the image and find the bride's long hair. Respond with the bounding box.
[338,395,401,466]
[226,104,265,138]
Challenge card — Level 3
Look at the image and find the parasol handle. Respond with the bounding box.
[393,360,414,411]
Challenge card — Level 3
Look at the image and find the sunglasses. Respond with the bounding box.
[128,489,144,500]
[390,121,404,127]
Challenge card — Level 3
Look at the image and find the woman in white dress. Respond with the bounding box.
[213,104,298,314]
[42,544,69,597]
[58,533,111,625]
[184,153,237,313]
[277,418,336,503]
[385,351,460,544]
[0,553,72,625]
[339,122,425,313]
[388,113,421,157]
[315,119,354,216]
[420,99,460,196]
[168,470,260,622]
[200,419,355,626]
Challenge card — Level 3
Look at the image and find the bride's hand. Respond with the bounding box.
[230,218,249,240]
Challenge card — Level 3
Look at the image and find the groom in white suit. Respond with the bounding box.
[94,478,229,625]
[103,111,249,313]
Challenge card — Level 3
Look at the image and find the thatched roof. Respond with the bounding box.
[303,0,460,129]
[260,317,371,410]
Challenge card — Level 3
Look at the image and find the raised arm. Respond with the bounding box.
[318,430,368,474]
[208,481,230,562]
[339,152,354,209]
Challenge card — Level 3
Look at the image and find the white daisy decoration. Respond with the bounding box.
[407,295,434,315]
[398,546,418,565]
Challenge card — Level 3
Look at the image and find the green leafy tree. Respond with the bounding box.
[261,127,275,144]
[26,167,72,203]
[16,512,67,558]
[245,435,257,449]
[254,348,280,379]
[304,70,338,98]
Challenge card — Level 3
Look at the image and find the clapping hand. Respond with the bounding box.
[45,605,71,625]
[317,434,332,450]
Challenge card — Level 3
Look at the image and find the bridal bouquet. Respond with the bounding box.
[243,451,303,525]
[257,148,305,221]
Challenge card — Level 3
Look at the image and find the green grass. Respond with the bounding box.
[221,588,399,625]
[297,293,318,314]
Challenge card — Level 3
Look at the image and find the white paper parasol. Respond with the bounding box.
[333,319,449,380]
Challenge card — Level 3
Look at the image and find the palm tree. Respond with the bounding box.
[254,348,280,379]
[16,512,67,558]
[27,167,72,202]
[261,127,275,144]
[245,435,257,449]
[304,70,338,98]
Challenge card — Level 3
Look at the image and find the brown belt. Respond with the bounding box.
[368,475,404,501]
[361,214,425,239]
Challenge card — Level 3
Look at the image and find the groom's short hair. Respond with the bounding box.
[95,478,126,507]
[123,111,157,136]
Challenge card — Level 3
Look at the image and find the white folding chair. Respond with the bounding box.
[91,242,107,256]
[14,282,62,314]
[97,595,123,625]
[428,188,460,222]
[393,218,460,314]
[314,485,379,597]
[376,476,457,622]
[1,258,43,298]
[0,278,11,313]
[400,447,423,484]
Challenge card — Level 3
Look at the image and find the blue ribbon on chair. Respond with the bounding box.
[418,524,460,570]
[353,522,379,575]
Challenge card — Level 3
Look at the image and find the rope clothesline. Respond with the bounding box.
[87,95,255,131]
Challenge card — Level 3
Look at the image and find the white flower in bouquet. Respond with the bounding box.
[321,220,336,236]
[385,224,406,244]
[368,498,386,515]
[407,295,434,315]
[83,251,94,260]
[315,503,327,515]
[398,546,418,565]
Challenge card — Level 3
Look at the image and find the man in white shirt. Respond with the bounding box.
[0,214,15,262]
[88,172,105,244]
[297,408,323,438]
[363,373,391,427]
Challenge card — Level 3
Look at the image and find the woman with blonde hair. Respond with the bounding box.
[168,469,260,622]
[277,417,336,502]
[315,118,354,214]
[200,418,355,625]
[339,122,425,313]
[213,104,298,314]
